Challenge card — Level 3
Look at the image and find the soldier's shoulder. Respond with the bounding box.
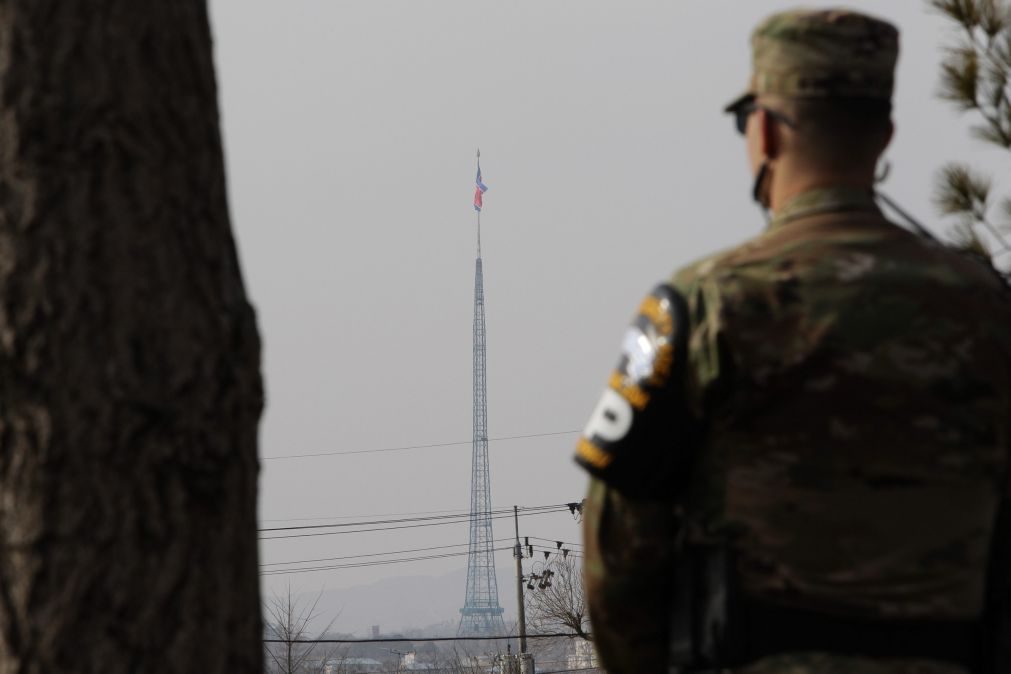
[669,234,776,295]
[926,243,1011,291]
[891,234,1011,312]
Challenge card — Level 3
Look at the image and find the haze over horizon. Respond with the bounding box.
[207,0,1009,631]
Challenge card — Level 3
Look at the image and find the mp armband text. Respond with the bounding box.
[574,283,694,496]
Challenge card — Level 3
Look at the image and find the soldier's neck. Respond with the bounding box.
[768,163,877,214]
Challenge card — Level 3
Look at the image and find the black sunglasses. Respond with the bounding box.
[732,102,796,135]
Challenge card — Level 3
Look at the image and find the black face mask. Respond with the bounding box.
[752,160,772,214]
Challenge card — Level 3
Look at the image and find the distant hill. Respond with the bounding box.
[294,566,519,636]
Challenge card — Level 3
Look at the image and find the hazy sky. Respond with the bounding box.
[207,0,1007,633]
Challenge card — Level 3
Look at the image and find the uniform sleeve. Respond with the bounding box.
[573,283,699,497]
[575,282,703,672]
[994,505,1011,671]
[993,328,1011,670]
[582,478,678,674]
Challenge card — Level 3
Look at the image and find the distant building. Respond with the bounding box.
[401,651,436,670]
[567,639,598,669]
[326,657,383,673]
[493,653,534,674]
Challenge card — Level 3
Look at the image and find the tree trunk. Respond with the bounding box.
[0,2,263,672]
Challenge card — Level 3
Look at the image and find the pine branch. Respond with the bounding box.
[935,163,992,218]
[979,0,1007,37]
[930,0,982,28]
[940,46,981,109]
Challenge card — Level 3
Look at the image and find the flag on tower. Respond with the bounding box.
[474,163,488,212]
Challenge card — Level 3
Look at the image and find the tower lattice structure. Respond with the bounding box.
[458,251,506,638]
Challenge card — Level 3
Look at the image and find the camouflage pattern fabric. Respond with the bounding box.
[739,652,969,674]
[580,187,1011,674]
[582,478,679,673]
[725,9,897,111]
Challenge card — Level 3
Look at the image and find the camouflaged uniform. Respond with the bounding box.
[579,188,1011,672]
[575,9,1011,674]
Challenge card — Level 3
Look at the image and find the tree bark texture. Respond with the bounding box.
[0,2,263,672]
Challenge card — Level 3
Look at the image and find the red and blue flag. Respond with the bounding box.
[474,164,488,212]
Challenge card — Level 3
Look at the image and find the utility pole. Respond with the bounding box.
[387,648,408,673]
[513,505,528,654]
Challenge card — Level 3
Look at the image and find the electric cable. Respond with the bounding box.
[259,506,571,541]
[528,546,583,560]
[262,538,514,568]
[526,536,584,548]
[263,429,580,460]
[262,632,590,643]
[261,546,515,576]
[261,506,473,524]
[259,504,564,533]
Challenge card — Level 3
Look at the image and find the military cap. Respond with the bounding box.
[725,8,899,112]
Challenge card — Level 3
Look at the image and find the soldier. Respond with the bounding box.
[576,9,1011,674]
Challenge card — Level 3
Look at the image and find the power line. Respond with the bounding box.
[261,539,514,568]
[259,504,564,533]
[262,548,583,577]
[261,540,584,575]
[261,506,473,524]
[262,504,586,526]
[264,634,590,642]
[260,510,562,541]
[262,429,580,460]
[529,546,583,560]
[300,662,598,674]
[261,546,515,576]
[527,536,584,548]
[259,506,572,541]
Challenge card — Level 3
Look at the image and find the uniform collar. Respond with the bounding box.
[768,186,881,230]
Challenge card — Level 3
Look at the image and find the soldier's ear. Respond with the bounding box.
[758,108,781,161]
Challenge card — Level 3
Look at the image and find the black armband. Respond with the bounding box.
[574,283,696,496]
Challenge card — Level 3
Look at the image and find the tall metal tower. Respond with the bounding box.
[458,152,506,638]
